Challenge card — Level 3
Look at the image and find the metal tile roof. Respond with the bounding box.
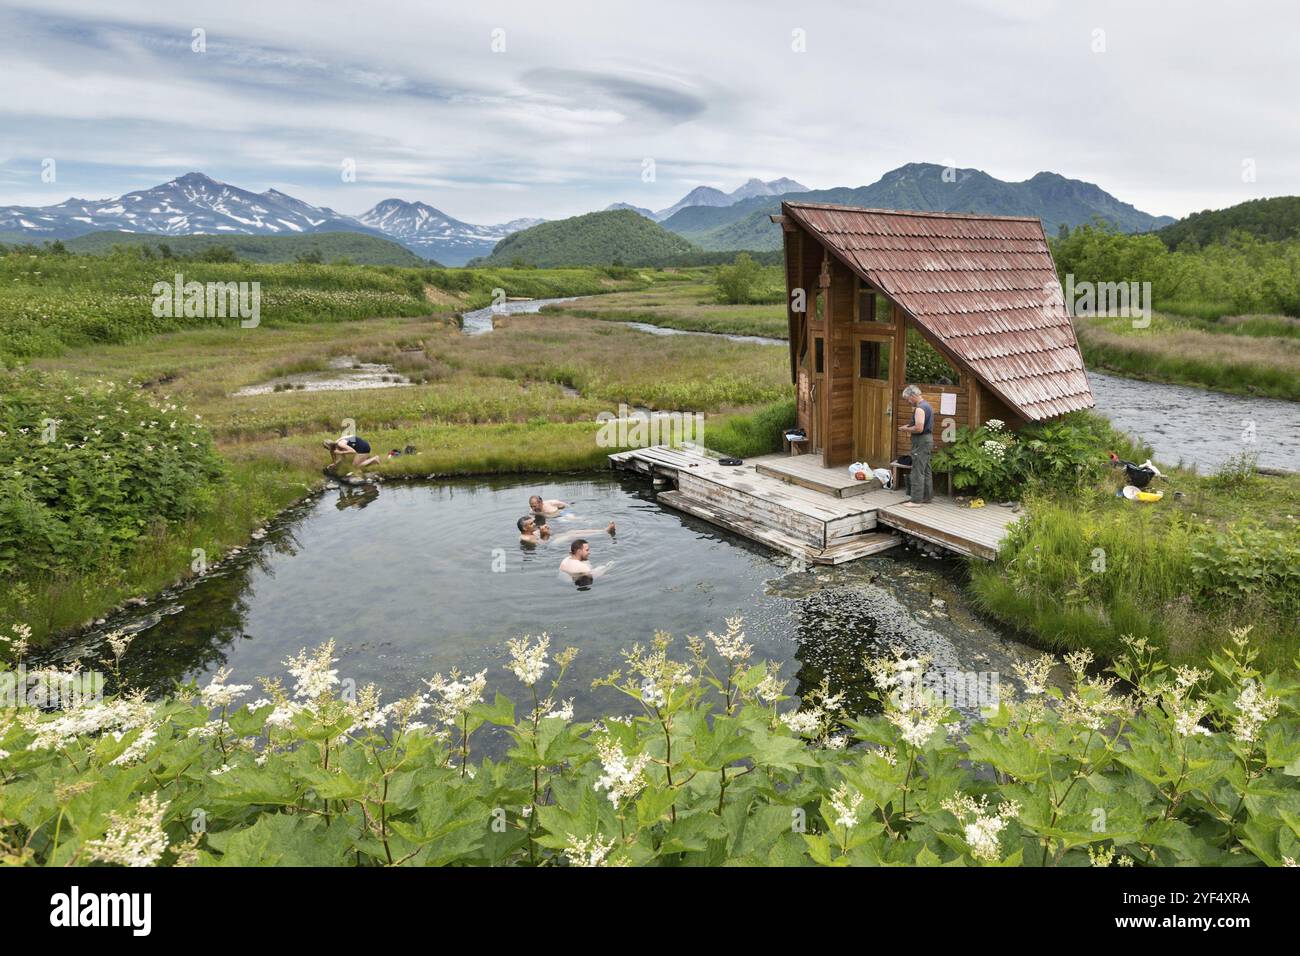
[784,202,1096,420]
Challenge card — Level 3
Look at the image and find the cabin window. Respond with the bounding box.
[856,281,893,324]
[814,337,825,374]
[858,340,891,381]
[904,327,961,386]
[813,292,825,325]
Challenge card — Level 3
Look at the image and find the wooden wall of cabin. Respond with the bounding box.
[894,320,973,459]
[786,223,829,443]
[824,258,857,466]
[972,383,1025,431]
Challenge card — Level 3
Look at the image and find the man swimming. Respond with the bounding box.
[559,538,613,584]
[324,432,380,473]
[519,515,614,547]
[529,494,567,517]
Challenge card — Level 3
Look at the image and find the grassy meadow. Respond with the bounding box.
[1074,310,1300,400]
[4,255,791,640]
[2,249,1295,675]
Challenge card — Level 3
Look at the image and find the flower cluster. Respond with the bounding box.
[829,783,864,829]
[707,616,753,663]
[426,669,488,727]
[563,832,618,867]
[592,737,652,806]
[779,676,845,745]
[1232,679,1280,745]
[84,792,171,867]
[506,634,550,687]
[942,793,1020,863]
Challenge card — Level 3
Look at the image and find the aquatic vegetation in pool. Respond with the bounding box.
[4,621,1297,867]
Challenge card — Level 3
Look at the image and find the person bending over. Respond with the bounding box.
[325,432,380,473]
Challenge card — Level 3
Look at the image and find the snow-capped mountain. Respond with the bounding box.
[654,186,735,221]
[0,173,545,265]
[0,172,372,242]
[357,199,544,264]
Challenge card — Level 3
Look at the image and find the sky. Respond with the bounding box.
[1,0,1297,224]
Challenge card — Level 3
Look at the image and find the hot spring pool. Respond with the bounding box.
[47,474,1050,723]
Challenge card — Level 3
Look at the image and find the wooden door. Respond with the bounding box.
[853,335,893,468]
[809,334,824,454]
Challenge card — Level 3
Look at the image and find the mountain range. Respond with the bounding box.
[659,163,1177,251]
[605,177,809,221]
[0,172,541,266]
[0,165,1176,266]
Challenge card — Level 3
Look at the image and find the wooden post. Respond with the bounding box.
[819,253,832,467]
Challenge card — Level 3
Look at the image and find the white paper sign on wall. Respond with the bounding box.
[939,392,957,416]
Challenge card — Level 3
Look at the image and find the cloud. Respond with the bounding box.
[0,0,1297,221]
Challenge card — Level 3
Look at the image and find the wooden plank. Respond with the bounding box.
[815,532,901,564]
[659,491,899,565]
[658,491,820,562]
[875,500,1021,561]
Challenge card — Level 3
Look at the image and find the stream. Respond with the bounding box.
[1087,370,1299,472]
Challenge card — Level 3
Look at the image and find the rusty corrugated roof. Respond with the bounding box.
[783,201,1095,421]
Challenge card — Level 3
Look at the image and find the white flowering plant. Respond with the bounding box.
[1,620,1298,867]
[933,413,1115,501]
[0,369,223,584]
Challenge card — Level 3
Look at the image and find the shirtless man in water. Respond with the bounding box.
[558,538,613,585]
[518,515,615,547]
[529,494,567,517]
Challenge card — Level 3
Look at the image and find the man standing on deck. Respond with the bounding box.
[898,384,933,508]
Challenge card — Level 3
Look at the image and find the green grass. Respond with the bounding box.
[5,455,312,641]
[970,466,1300,672]
[1076,312,1300,400]
[0,248,653,362]
[539,266,789,338]
[59,230,431,266]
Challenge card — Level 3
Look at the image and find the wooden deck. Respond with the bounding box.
[610,445,1021,562]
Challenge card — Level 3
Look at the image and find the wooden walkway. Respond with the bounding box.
[609,445,1021,562]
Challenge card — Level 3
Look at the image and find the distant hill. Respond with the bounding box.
[58,230,432,265]
[477,209,696,267]
[1156,196,1300,248]
[663,163,1176,251]
[604,202,656,219]
[607,177,810,222]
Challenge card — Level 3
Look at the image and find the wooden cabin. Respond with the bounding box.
[774,202,1095,470]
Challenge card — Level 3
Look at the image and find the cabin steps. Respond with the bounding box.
[658,490,899,565]
[612,447,1016,563]
[676,472,828,546]
[753,460,875,498]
